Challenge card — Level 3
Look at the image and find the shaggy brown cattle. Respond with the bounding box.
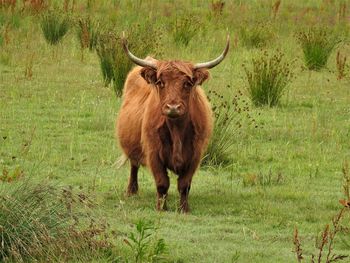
[116,36,229,212]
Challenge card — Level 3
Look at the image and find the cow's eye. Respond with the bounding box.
[183,80,193,90]
[155,80,164,89]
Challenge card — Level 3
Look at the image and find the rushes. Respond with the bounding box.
[172,14,201,46]
[96,22,162,97]
[40,11,70,45]
[0,181,64,261]
[239,22,274,49]
[296,26,341,71]
[243,49,294,107]
[96,32,117,88]
[76,16,100,52]
[0,180,112,262]
[202,88,258,167]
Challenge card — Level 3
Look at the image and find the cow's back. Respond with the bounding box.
[116,66,152,166]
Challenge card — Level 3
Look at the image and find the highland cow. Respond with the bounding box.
[116,36,229,212]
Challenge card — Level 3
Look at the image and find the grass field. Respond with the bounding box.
[1,0,350,262]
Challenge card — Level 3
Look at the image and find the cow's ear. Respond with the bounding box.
[141,67,157,84]
[193,68,210,86]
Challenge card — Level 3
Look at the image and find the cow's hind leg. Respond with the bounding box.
[127,164,139,196]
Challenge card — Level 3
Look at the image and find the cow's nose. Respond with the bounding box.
[165,104,181,117]
[166,104,181,111]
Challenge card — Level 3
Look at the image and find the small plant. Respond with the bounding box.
[40,11,70,45]
[24,51,35,79]
[243,49,294,107]
[293,209,348,263]
[336,51,347,80]
[0,0,16,11]
[338,2,347,22]
[22,0,48,14]
[76,16,101,60]
[293,164,350,262]
[342,161,350,203]
[1,166,24,182]
[239,22,274,49]
[63,0,75,12]
[172,14,201,46]
[123,220,167,263]
[272,0,281,19]
[202,88,258,167]
[242,170,284,187]
[210,1,225,16]
[296,26,341,71]
[76,16,100,51]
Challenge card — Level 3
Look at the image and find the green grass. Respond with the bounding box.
[1,1,350,262]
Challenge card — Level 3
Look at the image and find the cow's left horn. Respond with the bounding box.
[121,32,157,69]
[194,35,230,69]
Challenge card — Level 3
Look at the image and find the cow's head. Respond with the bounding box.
[122,35,230,119]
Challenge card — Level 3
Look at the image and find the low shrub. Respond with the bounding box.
[40,11,70,45]
[243,49,294,107]
[296,26,341,71]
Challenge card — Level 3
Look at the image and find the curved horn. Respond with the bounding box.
[194,35,230,69]
[121,32,157,69]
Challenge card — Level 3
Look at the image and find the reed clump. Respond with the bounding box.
[296,26,341,71]
[243,49,294,107]
[40,10,70,45]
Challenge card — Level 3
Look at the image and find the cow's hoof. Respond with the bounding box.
[126,185,138,196]
[156,199,168,211]
[179,204,190,213]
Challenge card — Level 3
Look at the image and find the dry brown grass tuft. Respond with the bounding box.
[336,51,347,80]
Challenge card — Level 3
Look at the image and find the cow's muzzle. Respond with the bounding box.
[165,103,183,118]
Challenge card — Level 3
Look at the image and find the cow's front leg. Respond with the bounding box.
[177,175,192,213]
[155,173,169,211]
[149,155,169,211]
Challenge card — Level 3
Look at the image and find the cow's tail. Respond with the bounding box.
[115,154,128,168]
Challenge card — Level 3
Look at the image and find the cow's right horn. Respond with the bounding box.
[193,35,230,69]
[121,32,157,69]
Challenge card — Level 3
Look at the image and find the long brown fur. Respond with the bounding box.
[116,59,213,212]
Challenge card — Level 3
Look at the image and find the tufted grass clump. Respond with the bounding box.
[0,180,113,262]
[76,16,101,52]
[243,50,294,107]
[40,11,70,45]
[296,26,341,71]
[96,22,162,97]
[202,88,258,167]
[172,14,201,46]
[239,22,274,49]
